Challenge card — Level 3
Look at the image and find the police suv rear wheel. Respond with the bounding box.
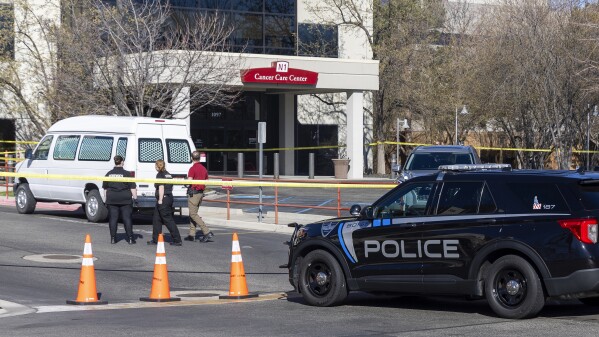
[16,183,36,214]
[485,255,545,319]
[299,250,347,306]
[85,189,108,223]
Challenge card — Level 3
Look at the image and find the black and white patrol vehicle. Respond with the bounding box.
[284,164,599,319]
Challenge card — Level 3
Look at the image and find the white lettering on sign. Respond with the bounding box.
[364,239,460,259]
[253,73,309,83]
[276,61,289,72]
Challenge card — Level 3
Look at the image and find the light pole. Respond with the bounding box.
[587,105,598,170]
[454,105,468,145]
[396,118,410,162]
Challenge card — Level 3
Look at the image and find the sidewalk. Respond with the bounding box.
[0,197,331,234]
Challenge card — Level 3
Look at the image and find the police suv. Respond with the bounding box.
[285,164,599,319]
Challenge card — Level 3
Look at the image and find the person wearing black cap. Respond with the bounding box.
[102,155,137,244]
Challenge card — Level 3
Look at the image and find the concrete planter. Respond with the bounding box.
[332,158,350,179]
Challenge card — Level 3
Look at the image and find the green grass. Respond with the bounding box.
[0,190,14,197]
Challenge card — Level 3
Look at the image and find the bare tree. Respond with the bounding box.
[302,0,446,174]
[0,0,241,143]
[464,0,597,169]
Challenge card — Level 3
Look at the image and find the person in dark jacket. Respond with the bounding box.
[147,159,182,246]
[102,155,137,244]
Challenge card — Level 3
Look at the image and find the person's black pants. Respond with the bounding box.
[152,195,181,243]
[108,204,133,238]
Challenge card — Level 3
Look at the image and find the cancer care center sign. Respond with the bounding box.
[241,61,318,86]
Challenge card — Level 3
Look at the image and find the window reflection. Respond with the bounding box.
[166,0,296,56]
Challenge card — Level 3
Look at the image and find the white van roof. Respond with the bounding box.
[47,115,188,134]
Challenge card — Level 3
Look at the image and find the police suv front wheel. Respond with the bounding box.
[485,255,545,319]
[299,250,348,307]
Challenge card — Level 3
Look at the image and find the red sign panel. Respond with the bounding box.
[241,61,318,86]
[221,178,233,191]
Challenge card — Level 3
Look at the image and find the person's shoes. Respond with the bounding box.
[170,241,182,246]
[127,237,136,245]
[200,232,214,243]
[147,240,158,245]
[183,235,195,242]
[111,236,117,244]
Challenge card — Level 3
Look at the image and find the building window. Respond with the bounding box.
[0,4,14,59]
[298,23,338,58]
[169,0,296,56]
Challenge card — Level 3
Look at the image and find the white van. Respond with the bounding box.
[13,115,194,222]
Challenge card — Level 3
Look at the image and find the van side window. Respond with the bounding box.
[139,138,163,163]
[78,136,113,161]
[166,139,191,163]
[116,137,127,159]
[53,135,80,161]
[33,136,53,160]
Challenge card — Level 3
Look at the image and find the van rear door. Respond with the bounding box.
[135,122,193,200]
[162,124,193,198]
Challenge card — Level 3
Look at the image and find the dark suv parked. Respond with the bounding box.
[395,145,482,182]
[284,165,599,319]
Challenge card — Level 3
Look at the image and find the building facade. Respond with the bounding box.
[0,0,379,178]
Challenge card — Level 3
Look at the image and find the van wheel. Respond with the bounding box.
[298,250,348,307]
[85,189,108,222]
[485,255,545,319]
[15,183,36,214]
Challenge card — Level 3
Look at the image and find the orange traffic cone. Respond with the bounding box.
[66,234,107,305]
[219,232,258,299]
[140,234,181,302]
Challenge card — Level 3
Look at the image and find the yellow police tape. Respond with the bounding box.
[4,139,599,154]
[0,157,24,162]
[0,172,397,189]
[197,145,342,152]
[372,141,599,154]
[0,140,38,145]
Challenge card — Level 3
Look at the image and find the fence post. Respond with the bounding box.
[337,186,341,217]
[227,189,230,221]
[275,185,279,224]
[308,153,315,179]
[238,153,244,178]
[4,151,7,200]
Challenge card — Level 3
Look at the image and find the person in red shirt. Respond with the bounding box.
[185,151,213,242]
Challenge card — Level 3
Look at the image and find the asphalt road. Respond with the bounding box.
[2,205,599,336]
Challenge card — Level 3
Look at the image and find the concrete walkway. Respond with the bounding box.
[0,197,332,234]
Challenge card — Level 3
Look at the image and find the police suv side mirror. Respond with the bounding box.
[349,204,361,216]
[25,149,32,159]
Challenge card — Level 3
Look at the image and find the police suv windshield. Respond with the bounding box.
[405,152,475,170]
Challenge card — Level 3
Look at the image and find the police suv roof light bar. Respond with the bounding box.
[438,164,512,171]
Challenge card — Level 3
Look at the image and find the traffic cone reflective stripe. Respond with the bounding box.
[66,234,107,305]
[220,232,258,299]
[140,234,180,302]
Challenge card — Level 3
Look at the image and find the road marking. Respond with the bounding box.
[243,196,294,213]
[33,292,286,314]
[296,199,333,214]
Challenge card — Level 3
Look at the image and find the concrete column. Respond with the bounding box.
[279,94,295,175]
[346,91,364,179]
[172,87,191,129]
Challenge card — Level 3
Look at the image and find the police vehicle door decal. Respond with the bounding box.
[338,221,371,263]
